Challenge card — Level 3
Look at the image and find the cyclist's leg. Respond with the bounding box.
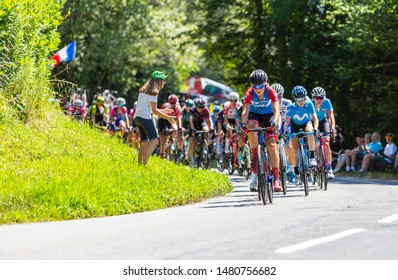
[305,122,317,167]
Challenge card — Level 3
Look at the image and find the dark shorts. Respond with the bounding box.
[158,118,172,135]
[248,112,273,127]
[291,120,312,134]
[319,119,331,136]
[134,116,158,142]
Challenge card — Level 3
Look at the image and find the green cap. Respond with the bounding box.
[151,71,168,79]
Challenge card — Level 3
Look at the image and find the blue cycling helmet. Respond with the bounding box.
[291,85,307,100]
[213,105,221,113]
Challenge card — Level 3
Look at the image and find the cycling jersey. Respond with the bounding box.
[286,101,316,126]
[280,98,293,122]
[161,102,181,118]
[181,108,191,129]
[191,107,210,122]
[69,106,86,116]
[223,101,242,119]
[311,98,333,121]
[243,85,278,115]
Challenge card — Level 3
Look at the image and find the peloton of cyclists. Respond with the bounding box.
[284,86,319,182]
[310,86,336,179]
[240,69,282,192]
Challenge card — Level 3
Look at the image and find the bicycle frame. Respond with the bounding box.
[287,129,314,196]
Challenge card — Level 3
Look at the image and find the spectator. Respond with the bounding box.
[334,132,369,173]
[358,132,397,174]
[344,132,372,172]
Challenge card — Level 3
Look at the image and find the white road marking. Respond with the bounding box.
[378,213,398,224]
[275,228,366,254]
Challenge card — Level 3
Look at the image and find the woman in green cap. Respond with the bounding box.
[134,71,176,165]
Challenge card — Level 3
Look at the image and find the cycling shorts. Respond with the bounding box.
[134,117,158,142]
[319,119,331,137]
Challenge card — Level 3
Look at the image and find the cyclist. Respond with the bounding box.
[126,101,140,150]
[109,97,130,139]
[188,98,214,167]
[89,95,109,127]
[59,97,70,115]
[69,99,86,123]
[240,69,281,192]
[223,92,242,153]
[181,99,194,130]
[272,83,295,183]
[158,94,183,159]
[284,86,319,181]
[311,86,336,179]
[211,105,222,127]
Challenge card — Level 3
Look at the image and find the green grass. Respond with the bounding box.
[335,170,398,180]
[0,111,232,224]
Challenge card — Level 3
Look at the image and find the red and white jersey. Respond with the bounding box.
[223,101,242,119]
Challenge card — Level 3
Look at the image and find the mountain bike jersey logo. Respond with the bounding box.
[293,113,309,121]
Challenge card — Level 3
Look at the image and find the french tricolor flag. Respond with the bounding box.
[51,41,76,68]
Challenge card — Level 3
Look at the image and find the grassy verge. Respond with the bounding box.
[0,111,232,224]
[334,170,398,180]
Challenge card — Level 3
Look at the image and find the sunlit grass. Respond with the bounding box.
[0,112,232,224]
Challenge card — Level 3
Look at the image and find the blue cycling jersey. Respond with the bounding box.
[286,101,316,126]
[311,98,333,121]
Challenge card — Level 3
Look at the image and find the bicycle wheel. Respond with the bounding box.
[299,145,309,196]
[242,145,251,180]
[227,152,234,175]
[257,145,268,205]
[170,139,178,163]
[278,144,287,195]
[320,145,328,190]
[202,140,210,169]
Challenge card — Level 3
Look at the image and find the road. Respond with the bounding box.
[0,173,398,260]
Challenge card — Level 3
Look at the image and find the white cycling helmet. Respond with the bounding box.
[228,92,239,101]
[271,83,284,96]
[116,97,126,107]
[311,87,326,97]
[74,99,84,107]
[133,101,138,109]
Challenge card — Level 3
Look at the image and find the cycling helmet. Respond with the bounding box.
[271,83,284,96]
[194,97,205,108]
[249,69,268,86]
[168,94,178,104]
[291,85,307,100]
[311,86,326,97]
[116,97,126,107]
[133,101,138,109]
[74,99,84,107]
[213,105,221,113]
[228,92,239,101]
[185,99,194,108]
[97,96,105,102]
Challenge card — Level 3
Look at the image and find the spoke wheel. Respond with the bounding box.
[320,146,328,190]
[278,144,287,195]
[257,145,268,205]
[300,145,309,196]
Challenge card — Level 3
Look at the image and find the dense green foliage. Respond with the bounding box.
[56,0,397,142]
[0,0,64,123]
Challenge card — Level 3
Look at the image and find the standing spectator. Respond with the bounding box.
[358,132,397,174]
[134,71,176,165]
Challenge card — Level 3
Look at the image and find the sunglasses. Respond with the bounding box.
[230,99,237,102]
[252,83,266,90]
[314,96,324,100]
[296,98,305,103]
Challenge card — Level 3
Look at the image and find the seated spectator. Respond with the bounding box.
[344,132,372,172]
[334,132,371,173]
[358,132,397,174]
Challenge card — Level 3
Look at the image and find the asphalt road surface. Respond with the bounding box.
[1,173,398,260]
